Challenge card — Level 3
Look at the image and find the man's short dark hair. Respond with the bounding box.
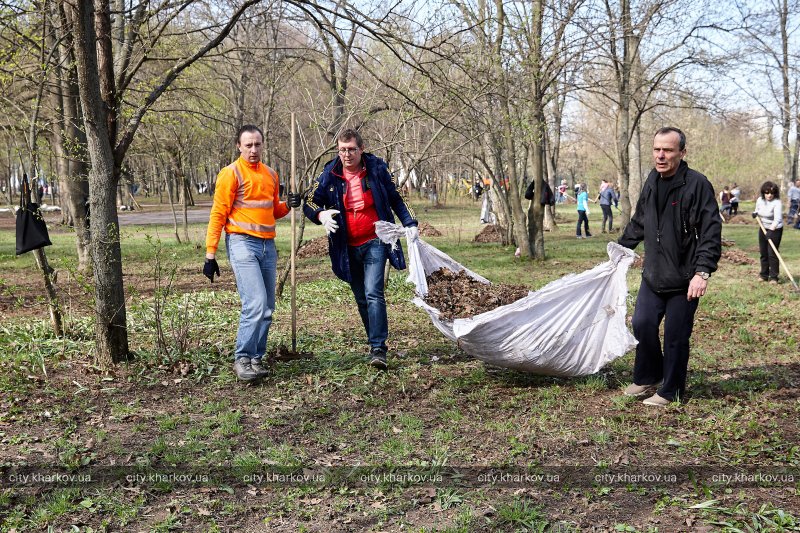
[237,125,264,144]
[654,127,686,150]
[337,128,364,148]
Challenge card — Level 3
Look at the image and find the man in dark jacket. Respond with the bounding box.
[302,129,418,370]
[618,127,721,407]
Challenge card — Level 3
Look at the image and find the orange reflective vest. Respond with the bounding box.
[205,157,290,254]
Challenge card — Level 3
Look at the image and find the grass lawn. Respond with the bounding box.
[0,199,798,531]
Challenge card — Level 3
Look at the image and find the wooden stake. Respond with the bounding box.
[290,113,298,350]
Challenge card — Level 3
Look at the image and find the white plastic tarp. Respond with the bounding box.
[376,222,638,376]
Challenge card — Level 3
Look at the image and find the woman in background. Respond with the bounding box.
[753,181,783,283]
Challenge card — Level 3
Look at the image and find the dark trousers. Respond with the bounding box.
[730,201,739,215]
[631,281,699,401]
[576,210,590,236]
[758,227,783,281]
[601,204,613,231]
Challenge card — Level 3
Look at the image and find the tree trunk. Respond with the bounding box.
[527,114,546,259]
[615,0,634,229]
[543,134,559,232]
[523,0,546,260]
[69,0,129,365]
[172,151,190,243]
[629,121,644,213]
[779,0,792,186]
[33,247,63,338]
[164,170,181,243]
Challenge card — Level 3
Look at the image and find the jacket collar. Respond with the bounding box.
[237,156,262,171]
[328,152,372,178]
[647,160,688,192]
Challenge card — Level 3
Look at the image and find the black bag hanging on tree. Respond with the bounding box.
[15,173,52,255]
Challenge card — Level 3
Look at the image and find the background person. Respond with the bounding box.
[302,129,418,370]
[753,181,784,283]
[575,183,592,238]
[719,186,731,218]
[557,179,568,203]
[787,179,800,228]
[618,127,721,407]
[598,180,618,233]
[203,125,301,382]
[730,183,741,215]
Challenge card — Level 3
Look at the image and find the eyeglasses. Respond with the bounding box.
[337,147,359,155]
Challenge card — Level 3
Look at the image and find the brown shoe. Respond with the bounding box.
[642,393,671,407]
[623,382,659,396]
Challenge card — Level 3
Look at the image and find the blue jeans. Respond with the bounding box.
[226,233,277,360]
[348,238,389,351]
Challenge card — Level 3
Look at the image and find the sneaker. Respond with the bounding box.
[368,348,388,370]
[586,233,593,238]
[642,393,671,407]
[623,382,659,396]
[250,358,271,378]
[769,279,778,284]
[233,357,259,381]
[576,235,583,239]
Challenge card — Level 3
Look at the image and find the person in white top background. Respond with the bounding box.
[752,181,784,283]
[787,179,800,229]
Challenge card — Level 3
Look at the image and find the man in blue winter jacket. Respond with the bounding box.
[302,129,418,370]
[618,127,721,407]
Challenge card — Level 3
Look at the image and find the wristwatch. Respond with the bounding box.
[695,271,710,280]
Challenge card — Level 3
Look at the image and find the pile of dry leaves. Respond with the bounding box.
[473,224,508,244]
[727,214,756,225]
[424,268,530,320]
[297,236,329,258]
[721,249,755,265]
[418,222,443,237]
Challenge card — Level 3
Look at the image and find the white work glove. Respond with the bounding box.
[406,225,419,242]
[319,209,340,235]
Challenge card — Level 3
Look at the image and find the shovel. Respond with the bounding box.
[756,216,799,291]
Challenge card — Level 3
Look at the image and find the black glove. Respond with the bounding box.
[752,212,758,219]
[287,193,302,208]
[203,258,220,282]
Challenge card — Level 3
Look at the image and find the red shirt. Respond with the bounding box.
[342,167,379,246]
